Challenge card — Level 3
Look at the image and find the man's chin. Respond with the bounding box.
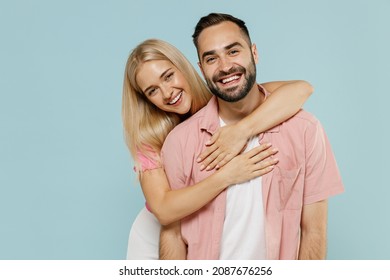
[217,87,247,101]
[215,92,247,102]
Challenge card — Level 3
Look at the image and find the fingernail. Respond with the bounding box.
[266,143,272,147]
[272,148,278,152]
[215,165,220,169]
[206,166,211,171]
[196,158,201,162]
[200,165,205,170]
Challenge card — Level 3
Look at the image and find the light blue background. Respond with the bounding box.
[0,0,389,259]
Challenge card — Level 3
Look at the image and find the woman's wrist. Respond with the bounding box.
[213,168,233,190]
[235,119,253,140]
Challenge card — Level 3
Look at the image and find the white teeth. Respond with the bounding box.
[168,92,182,105]
[222,75,239,84]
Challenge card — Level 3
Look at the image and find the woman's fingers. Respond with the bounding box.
[251,165,275,177]
[204,152,228,171]
[197,144,218,164]
[244,143,271,157]
[198,125,249,170]
[254,157,279,171]
[205,131,219,146]
[249,146,278,164]
[200,141,277,172]
[218,142,280,185]
[200,150,222,171]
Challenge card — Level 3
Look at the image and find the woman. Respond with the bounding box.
[122,39,313,259]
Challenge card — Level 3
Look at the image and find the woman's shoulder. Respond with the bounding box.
[136,147,162,172]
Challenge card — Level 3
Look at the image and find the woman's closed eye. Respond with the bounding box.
[147,87,158,96]
[164,72,174,82]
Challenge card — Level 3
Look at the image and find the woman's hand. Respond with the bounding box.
[218,142,279,185]
[197,123,250,171]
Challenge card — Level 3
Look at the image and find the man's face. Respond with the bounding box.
[197,21,258,102]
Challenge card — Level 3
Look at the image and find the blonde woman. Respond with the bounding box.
[123,39,313,259]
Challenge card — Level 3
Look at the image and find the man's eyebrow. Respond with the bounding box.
[201,50,216,61]
[201,42,244,61]
[225,42,244,50]
[142,68,172,93]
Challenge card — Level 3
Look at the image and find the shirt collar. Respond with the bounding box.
[199,95,220,134]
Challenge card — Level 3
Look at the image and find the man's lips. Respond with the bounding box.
[215,73,243,87]
[220,74,241,84]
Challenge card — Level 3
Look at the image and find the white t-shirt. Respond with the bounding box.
[219,118,266,259]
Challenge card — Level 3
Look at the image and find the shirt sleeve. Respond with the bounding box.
[135,150,161,213]
[135,149,161,172]
[161,131,186,191]
[303,119,344,205]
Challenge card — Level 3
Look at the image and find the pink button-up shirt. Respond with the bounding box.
[161,85,344,259]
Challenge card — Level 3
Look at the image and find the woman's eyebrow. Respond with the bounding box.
[142,68,172,93]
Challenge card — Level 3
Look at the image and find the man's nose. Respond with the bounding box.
[219,56,233,72]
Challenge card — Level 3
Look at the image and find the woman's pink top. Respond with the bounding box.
[137,150,161,172]
[136,150,161,212]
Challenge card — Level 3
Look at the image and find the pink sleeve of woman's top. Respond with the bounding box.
[135,150,161,172]
[135,150,161,213]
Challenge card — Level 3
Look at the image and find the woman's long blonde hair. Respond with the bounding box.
[122,39,211,169]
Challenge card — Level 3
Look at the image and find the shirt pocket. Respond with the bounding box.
[274,166,304,210]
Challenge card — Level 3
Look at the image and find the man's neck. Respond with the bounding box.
[218,84,264,125]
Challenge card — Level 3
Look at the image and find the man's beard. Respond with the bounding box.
[205,59,257,103]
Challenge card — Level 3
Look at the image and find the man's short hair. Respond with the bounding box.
[192,13,252,49]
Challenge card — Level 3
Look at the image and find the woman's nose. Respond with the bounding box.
[161,85,173,100]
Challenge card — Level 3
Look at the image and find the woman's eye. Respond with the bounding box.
[148,88,157,96]
[165,72,174,81]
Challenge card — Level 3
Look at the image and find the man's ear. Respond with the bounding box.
[252,43,259,64]
[198,61,205,77]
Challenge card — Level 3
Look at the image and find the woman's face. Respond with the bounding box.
[136,60,193,115]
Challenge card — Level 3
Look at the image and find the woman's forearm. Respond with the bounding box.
[141,144,276,225]
[141,168,229,225]
[158,174,229,225]
[238,80,313,138]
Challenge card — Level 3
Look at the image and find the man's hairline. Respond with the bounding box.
[194,21,252,63]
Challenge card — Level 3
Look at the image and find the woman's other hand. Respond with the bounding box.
[218,143,279,185]
[197,123,250,171]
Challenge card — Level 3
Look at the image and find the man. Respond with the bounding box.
[160,13,344,259]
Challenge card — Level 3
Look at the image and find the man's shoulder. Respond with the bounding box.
[291,109,321,127]
[169,107,207,136]
[163,105,210,151]
[276,109,324,137]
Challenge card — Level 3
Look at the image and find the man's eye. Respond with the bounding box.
[206,57,215,63]
[229,49,239,55]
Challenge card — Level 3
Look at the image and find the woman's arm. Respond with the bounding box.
[244,80,313,137]
[197,80,313,171]
[140,143,278,225]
